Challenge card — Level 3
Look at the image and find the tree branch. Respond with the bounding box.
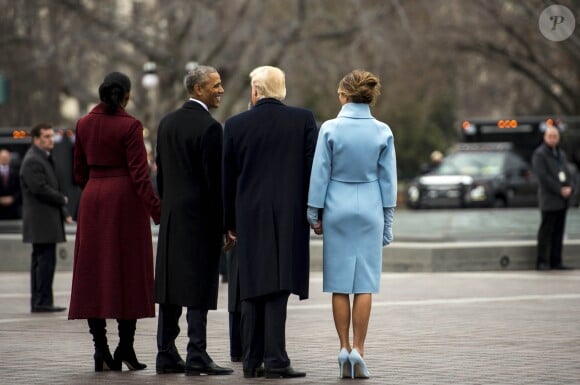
[457,42,573,114]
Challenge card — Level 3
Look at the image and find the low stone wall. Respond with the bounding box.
[381,240,580,271]
[2,235,579,272]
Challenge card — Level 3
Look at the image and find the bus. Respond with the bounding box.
[406,116,580,209]
[461,116,580,168]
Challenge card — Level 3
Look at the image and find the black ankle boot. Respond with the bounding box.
[94,348,120,371]
[114,346,147,370]
[115,319,146,370]
[88,318,121,372]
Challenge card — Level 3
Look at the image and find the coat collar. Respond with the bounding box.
[337,103,373,119]
[182,100,211,114]
[540,142,561,156]
[90,102,132,118]
[254,98,284,108]
[30,143,50,160]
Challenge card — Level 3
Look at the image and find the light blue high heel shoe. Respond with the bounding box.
[338,348,351,379]
[349,348,370,379]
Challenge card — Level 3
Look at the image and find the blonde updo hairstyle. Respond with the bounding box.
[338,69,381,106]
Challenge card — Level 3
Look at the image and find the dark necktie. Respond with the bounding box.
[1,167,8,188]
[47,154,55,170]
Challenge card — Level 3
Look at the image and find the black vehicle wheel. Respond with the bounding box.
[493,196,507,208]
[406,202,422,210]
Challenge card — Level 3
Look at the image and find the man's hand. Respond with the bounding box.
[223,230,237,252]
[0,196,14,206]
[561,186,572,199]
[65,216,74,224]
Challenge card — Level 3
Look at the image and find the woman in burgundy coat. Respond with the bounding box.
[68,72,161,372]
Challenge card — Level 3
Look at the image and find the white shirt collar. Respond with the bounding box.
[190,98,208,111]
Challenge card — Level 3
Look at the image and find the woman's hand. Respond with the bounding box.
[383,226,392,246]
[383,207,394,246]
[312,220,323,235]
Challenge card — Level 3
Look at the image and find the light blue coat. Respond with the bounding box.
[308,103,397,293]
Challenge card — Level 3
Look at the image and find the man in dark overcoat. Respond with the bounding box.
[154,65,232,376]
[20,123,72,312]
[532,125,575,270]
[223,66,318,378]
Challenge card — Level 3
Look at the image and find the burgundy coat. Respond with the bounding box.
[68,103,161,320]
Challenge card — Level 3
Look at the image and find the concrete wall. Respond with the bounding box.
[2,235,579,272]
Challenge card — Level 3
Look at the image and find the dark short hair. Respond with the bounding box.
[31,123,53,138]
[184,65,218,95]
[98,71,131,114]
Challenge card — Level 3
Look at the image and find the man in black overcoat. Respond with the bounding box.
[20,124,72,312]
[154,65,232,376]
[223,66,318,378]
[532,125,575,270]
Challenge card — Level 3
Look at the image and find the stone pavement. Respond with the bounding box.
[1,270,580,385]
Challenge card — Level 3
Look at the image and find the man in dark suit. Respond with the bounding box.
[532,125,575,270]
[154,65,233,376]
[0,149,21,219]
[20,124,72,312]
[223,66,317,378]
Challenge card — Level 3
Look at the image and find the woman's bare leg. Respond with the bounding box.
[352,293,372,356]
[332,293,351,350]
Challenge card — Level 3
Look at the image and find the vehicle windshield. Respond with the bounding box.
[433,152,506,177]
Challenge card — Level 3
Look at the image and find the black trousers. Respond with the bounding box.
[157,303,211,366]
[537,208,567,267]
[241,291,290,370]
[229,311,242,358]
[30,243,56,308]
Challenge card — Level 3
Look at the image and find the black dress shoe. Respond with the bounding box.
[185,361,234,376]
[536,263,551,271]
[156,360,185,374]
[31,305,66,313]
[156,350,186,374]
[552,264,573,270]
[243,366,265,378]
[264,366,306,378]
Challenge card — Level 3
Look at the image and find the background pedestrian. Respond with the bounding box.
[0,149,21,219]
[532,125,575,270]
[20,123,72,313]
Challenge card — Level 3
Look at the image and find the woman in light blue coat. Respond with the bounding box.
[307,69,397,379]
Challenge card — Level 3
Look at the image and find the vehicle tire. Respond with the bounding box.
[406,202,421,210]
[493,196,507,208]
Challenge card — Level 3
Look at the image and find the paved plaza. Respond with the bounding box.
[1,270,580,384]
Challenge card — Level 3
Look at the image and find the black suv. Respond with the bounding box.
[406,143,538,209]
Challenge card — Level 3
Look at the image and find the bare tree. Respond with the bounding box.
[2,0,575,177]
[452,0,579,115]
